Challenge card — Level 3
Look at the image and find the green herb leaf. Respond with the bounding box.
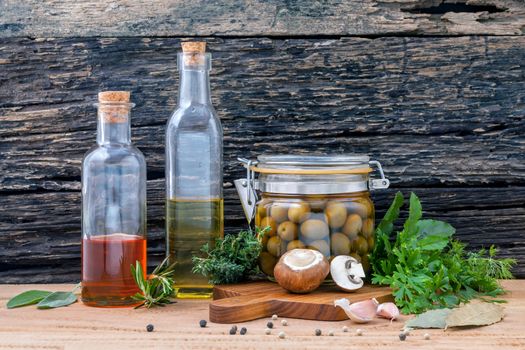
[7,290,53,309]
[405,309,452,329]
[416,219,455,239]
[36,291,77,309]
[192,228,267,285]
[131,256,177,308]
[403,192,422,237]
[417,234,449,251]
[445,301,504,329]
[371,192,516,314]
[376,191,404,236]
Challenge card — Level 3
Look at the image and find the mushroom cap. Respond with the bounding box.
[330,255,365,292]
[274,249,330,293]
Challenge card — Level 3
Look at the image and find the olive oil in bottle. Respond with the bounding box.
[166,198,223,298]
[165,42,223,298]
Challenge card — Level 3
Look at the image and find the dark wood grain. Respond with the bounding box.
[0,36,523,282]
[211,281,393,323]
[0,0,523,37]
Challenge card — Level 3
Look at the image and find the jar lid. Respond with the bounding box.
[253,154,371,194]
[258,154,369,166]
[254,154,371,175]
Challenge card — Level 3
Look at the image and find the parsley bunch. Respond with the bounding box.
[192,228,266,284]
[370,192,516,314]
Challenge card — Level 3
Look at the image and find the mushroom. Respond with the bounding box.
[330,255,365,292]
[274,249,330,293]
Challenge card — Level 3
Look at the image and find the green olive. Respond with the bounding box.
[330,232,351,256]
[307,240,330,257]
[361,218,374,238]
[354,236,369,255]
[349,252,362,262]
[300,219,330,240]
[361,254,371,273]
[277,221,298,241]
[260,216,277,236]
[357,198,374,217]
[286,240,305,251]
[288,201,311,223]
[259,251,277,276]
[267,236,286,257]
[324,202,347,228]
[270,204,289,223]
[261,233,269,251]
[343,214,363,239]
[367,236,375,250]
[306,196,327,212]
[256,199,271,218]
[346,201,370,219]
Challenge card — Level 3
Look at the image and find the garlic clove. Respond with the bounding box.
[334,298,379,323]
[376,302,400,321]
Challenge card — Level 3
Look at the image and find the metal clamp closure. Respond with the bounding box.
[368,160,390,190]
[234,158,259,223]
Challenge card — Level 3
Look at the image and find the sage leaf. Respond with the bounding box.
[37,291,77,309]
[417,234,449,251]
[405,308,452,329]
[376,191,404,236]
[403,192,422,236]
[445,301,504,329]
[416,219,455,239]
[7,290,53,309]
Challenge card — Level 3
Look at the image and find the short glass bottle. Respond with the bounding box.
[81,91,147,307]
[166,42,224,299]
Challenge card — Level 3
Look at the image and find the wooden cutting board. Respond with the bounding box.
[210,281,393,323]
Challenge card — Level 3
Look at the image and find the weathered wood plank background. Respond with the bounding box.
[0,1,524,282]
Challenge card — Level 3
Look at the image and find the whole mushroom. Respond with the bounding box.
[274,249,330,293]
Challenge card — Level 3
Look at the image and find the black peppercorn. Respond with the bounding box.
[315,329,322,336]
[240,327,247,335]
[146,324,154,332]
[229,327,236,335]
[399,333,407,341]
[267,321,274,329]
[199,320,207,328]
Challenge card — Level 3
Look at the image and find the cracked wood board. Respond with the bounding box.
[210,281,393,323]
[0,0,523,37]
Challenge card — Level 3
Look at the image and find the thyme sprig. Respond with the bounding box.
[131,256,177,308]
[192,228,268,285]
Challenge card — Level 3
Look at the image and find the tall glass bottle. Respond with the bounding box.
[166,42,223,299]
[81,91,147,307]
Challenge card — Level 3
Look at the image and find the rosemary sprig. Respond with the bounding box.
[131,256,177,308]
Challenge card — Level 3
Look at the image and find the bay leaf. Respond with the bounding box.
[7,290,53,309]
[445,301,504,329]
[37,291,77,309]
[405,308,452,329]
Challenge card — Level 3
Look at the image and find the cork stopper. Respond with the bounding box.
[181,41,206,66]
[97,91,131,123]
[181,41,206,54]
[98,91,131,103]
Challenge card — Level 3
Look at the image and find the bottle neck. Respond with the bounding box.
[178,69,211,106]
[96,105,132,145]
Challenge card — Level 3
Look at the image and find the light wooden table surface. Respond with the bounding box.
[0,280,524,350]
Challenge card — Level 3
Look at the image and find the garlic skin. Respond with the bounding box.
[376,302,400,321]
[334,298,379,323]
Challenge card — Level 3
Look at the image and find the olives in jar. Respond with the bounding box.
[255,192,375,278]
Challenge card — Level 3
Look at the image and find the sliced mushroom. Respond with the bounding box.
[330,255,365,292]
